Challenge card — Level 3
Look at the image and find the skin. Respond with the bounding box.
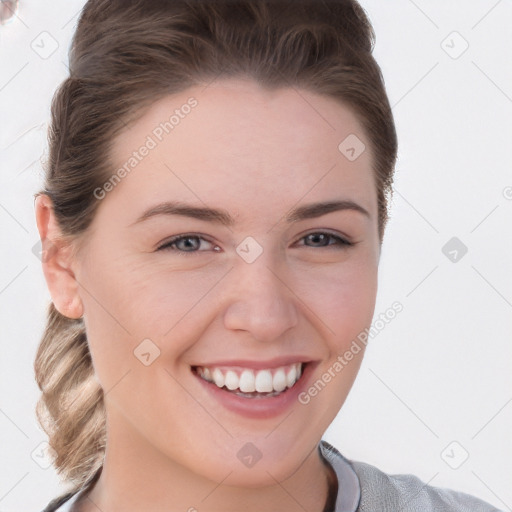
[35,77,381,512]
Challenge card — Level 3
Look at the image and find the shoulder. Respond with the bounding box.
[350,458,502,511]
[40,491,77,512]
[320,441,502,512]
[41,467,101,511]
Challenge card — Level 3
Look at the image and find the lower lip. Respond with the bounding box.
[193,363,316,419]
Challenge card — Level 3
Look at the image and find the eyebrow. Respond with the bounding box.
[131,199,370,227]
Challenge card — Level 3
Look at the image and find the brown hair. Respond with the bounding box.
[34,0,397,492]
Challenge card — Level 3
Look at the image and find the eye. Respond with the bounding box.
[157,234,219,254]
[296,231,353,249]
[156,231,353,254]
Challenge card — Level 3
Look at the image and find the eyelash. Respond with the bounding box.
[156,231,353,254]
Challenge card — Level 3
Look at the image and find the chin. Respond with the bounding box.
[195,443,312,488]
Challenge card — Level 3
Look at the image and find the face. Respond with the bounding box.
[72,78,380,486]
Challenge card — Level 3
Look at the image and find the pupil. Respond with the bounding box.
[309,233,327,246]
[181,237,197,250]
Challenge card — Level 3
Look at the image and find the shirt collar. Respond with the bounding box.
[319,440,361,512]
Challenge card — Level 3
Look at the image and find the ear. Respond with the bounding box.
[34,194,84,319]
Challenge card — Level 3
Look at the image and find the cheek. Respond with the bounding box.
[294,258,378,347]
[79,257,220,384]
[293,262,377,430]
[79,250,206,335]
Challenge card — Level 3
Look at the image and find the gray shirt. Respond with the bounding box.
[42,440,502,511]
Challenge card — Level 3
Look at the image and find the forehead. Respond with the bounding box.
[106,78,376,224]
[112,77,371,160]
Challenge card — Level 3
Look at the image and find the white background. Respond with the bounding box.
[0,1,511,510]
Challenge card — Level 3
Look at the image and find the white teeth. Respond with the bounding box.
[196,363,304,395]
[272,369,287,392]
[224,370,239,391]
[255,369,273,393]
[239,370,256,392]
[212,368,225,388]
[286,365,297,388]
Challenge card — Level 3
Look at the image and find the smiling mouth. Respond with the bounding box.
[192,362,305,399]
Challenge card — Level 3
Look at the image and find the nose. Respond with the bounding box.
[222,250,299,343]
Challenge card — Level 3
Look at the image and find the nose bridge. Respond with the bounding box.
[222,241,299,342]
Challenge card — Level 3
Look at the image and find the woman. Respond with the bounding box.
[34,0,500,510]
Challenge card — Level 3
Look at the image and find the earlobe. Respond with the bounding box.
[34,194,84,319]
[61,294,84,319]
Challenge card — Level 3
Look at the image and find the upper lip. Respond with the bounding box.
[191,356,315,370]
